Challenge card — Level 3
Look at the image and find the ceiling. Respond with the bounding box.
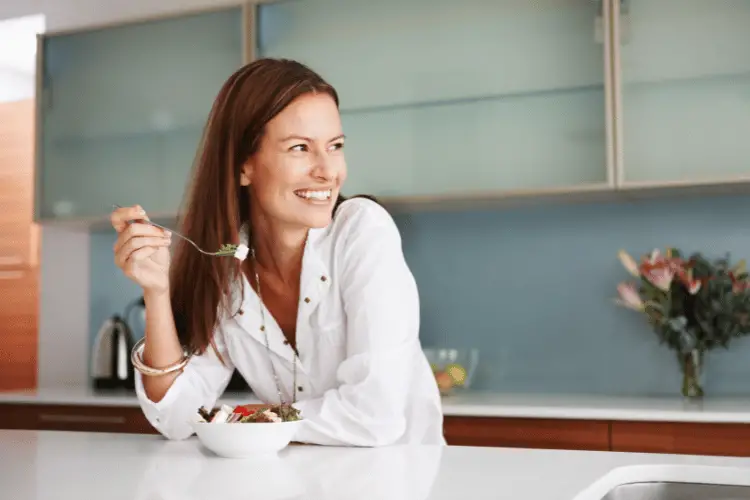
[0,14,45,76]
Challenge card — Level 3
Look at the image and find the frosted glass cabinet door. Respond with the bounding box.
[257,0,611,200]
[617,0,750,185]
[37,7,243,221]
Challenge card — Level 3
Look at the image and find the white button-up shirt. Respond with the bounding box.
[135,197,446,446]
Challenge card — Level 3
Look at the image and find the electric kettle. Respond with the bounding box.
[90,297,143,390]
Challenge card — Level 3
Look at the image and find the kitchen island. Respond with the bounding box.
[3,429,750,500]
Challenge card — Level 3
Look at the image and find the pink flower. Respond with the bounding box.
[616,282,644,311]
[617,250,640,277]
[639,250,675,292]
[643,266,674,292]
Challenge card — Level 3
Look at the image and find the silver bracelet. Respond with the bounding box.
[130,337,191,377]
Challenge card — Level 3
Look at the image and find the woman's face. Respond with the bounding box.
[241,92,347,231]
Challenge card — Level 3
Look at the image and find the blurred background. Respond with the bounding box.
[2,0,750,405]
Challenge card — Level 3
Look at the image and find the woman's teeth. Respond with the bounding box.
[295,189,332,201]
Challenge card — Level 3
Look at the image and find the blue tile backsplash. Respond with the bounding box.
[89,194,750,397]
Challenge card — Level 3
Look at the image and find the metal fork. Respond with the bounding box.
[111,204,238,257]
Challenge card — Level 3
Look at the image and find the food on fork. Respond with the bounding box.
[213,243,249,261]
[196,403,302,423]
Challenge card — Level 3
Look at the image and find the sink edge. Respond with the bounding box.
[570,464,750,500]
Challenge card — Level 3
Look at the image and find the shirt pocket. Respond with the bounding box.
[309,302,347,346]
[313,319,346,347]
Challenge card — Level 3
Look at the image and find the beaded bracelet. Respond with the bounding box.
[130,337,191,376]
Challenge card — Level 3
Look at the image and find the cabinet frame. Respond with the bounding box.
[32,1,262,226]
[608,0,750,193]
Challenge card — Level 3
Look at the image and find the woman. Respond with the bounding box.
[110,58,445,446]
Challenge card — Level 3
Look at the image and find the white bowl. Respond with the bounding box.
[191,420,303,458]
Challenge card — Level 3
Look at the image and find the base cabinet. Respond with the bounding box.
[0,404,157,435]
[610,421,750,458]
[2,403,749,457]
[443,416,610,451]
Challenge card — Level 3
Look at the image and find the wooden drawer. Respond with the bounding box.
[443,416,611,451]
[0,100,34,176]
[0,403,159,434]
[0,231,35,269]
[611,420,750,457]
[0,268,37,312]
[0,268,38,391]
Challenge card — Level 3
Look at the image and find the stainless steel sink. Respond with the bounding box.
[600,481,750,500]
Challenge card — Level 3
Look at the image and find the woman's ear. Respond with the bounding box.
[240,160,253,186]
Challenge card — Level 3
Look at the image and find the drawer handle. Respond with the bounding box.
[0,256,24,266]
[38,414,127,425]
[0,270,24,280]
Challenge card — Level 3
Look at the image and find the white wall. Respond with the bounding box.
[0,0,239,388]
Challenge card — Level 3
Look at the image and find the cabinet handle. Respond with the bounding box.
[0,270,24,280]
[0,256,24,266]
[38,413,127,425]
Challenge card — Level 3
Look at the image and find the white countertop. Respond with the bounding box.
[3,387,750,422]
[3,429,750,500]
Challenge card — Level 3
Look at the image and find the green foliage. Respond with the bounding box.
[635,250,750,354]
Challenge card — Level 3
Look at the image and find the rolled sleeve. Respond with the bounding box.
[135,326,235,440]
[293,201,420,447]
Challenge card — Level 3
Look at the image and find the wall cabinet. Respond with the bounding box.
[257,0,615,200]
[32,0,750,224]
[613,0,750,187]
[35,6,247,223]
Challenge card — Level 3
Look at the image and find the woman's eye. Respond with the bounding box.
[290,144,308,152]
[330,142,344,152]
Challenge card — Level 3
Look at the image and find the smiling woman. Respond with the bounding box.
[109,58,445,446]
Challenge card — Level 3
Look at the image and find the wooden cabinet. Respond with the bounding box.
[0,403,157,434]
[610,420,750,458]
[613,0,750,187]
[0,99,39,392]
[258,0,615,201]
[443,416,610,451]
[35,6,246,223]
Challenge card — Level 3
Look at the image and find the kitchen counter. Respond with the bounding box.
[3,429,750,500]
[3,387,750,422]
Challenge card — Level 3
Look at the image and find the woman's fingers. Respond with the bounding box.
[123,246,159,276]
[114,236,171,269]
[110,205,149,233]
[113,222,169,256]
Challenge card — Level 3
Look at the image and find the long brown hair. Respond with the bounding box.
[169,58,341,357]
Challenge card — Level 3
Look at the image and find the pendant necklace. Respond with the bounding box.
[251,246,297,406]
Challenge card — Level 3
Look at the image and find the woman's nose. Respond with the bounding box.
[311,157,336,181]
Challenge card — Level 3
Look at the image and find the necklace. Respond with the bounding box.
[251,247,297,406]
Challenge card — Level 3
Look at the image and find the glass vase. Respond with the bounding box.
[680,349,705,399]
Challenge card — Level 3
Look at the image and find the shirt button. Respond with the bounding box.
[304,297,311,303]
[283,340,289,345]
[320,275,327,282]
[298,386,304,392]
[237,309,244,316]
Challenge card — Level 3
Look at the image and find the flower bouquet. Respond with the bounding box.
[615,247,750,398]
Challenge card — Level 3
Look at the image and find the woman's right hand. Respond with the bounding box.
[111,205,172,295]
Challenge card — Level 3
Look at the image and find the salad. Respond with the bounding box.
[197,403,302,424]
[214,243,249,261]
